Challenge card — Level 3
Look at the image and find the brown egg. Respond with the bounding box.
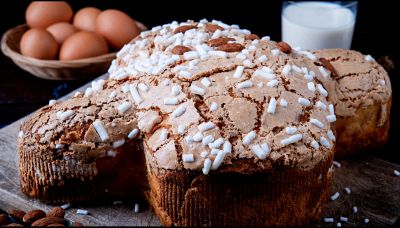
[26,1,73,28]
[73,7,101,32]
[20,28,58,60]
[95,9,140,50]
[59,31,109,60]
[46,22,78,44]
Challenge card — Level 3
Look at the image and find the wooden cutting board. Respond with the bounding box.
[0,74,399,226]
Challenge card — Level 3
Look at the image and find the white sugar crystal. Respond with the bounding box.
[84,87,93,97]
[281,134,303,146]
[292,65,302,73]
[162,79,170,86]
[208,50,227,58]
[117,102,132,114]
[344,187,351,194]
[233,66,245,78]
[185,135,194,144]
[251,144,265,160]
[182,153,195,163]
[340,216,348,222]
[138,82,149,92]
[301,67,308,74]
[298,97,311,106]
[329,104,335,115]
[193,132,204,141]
[184,51,199,60]
[77,209,89,215]
[18,130,24,138]
[210,148,219,155]
[92,79,105,92]
[236,80,253,89]
[211,29,222,39]
[164,97,179,105]
[49,99,56,106]
[319,66,329,78]
[58,110,74,121]
[317,84,328,97]
[316,101,327,110]
[248,45,256,51]
[109,91,117,99]
[304,73,314,81]
[254,69,275,80]
[286,126,297,135]
[210,102,218,112]
[307,82,316,93]
[258,55,268,63]
[201,77,212,87]
[310,118,324,129]
[324,218,334,223]
[198,122,215,132]
[61,203,71,210]
[261,36,270,41]
[394,170,400,176]
[159,129,168,142]
[223,141,232,153]
[330,192,340,201]
[282,64,292,76]
[128,128,139,139]
[267,79,279,87]
[365,54,374,62]
[202,158,212,175]
[271,49,280,56]
[122,84,130,93]
[241,49,250,55]
[333,161,341,168]
[320,136,331,148]
[179,70,192,78]
[353,206,358,213]
[364,218,369,224]
[172,85,181,96]
[112,139,125,148]
[326,114,337,123]
[327,130,336,141]
[279,99,288,107]
[190,84,205,95]
[236,53,247,60]
[211,150,228,170]
[267,97,277,114]
[200,151,208,158]
[55,143,64,149]
[243,59,254,67]
[311,140,320,149]
[257,82,264,88]
[379,79,386,86]
[242,130,257,146]
[129,84,143,105]
[134,203,140,213]
[93,120,109,142]
[202,135,214,145]
[209,137,224,149]
[177,125,185,135]
[172,105,186,118]
[337,222,342,227]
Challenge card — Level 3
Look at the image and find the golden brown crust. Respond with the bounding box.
[146,153,333,226]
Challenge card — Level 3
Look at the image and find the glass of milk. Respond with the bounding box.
[282,1,358,50]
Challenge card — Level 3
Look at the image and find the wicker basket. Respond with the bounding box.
[1,22,147,80]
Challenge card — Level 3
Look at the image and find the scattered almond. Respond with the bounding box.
[47,207,65,219]
[23,209,46,224]
[319,57,338,77]
[216,43,244,52]
[0,214,10,226]
[7,209,25,222]
[173,25,197,34]
[31,217,65,227]
[171,45,192,55]
[245,34,260,40]
[207,37,235,47]
[205,23,224,32]
[277,41,292,54]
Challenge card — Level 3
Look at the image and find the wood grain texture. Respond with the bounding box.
[0,74,399,226]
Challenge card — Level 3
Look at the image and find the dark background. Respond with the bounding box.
[1,1,399,163]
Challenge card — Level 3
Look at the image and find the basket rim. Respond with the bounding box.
[1,22,148,67]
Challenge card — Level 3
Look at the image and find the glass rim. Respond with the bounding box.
[285,1,358,9]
